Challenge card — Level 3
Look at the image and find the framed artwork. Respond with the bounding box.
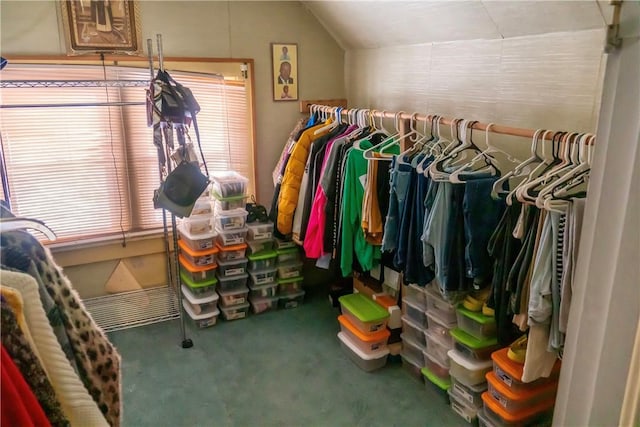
[59,0,143,56]
[271,43,298,102]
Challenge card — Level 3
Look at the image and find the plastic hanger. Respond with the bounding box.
[394,113,429,166]
[416,115,444,174]
[0,217,57,240]
[352,110,389,150]
[492,129,544,199]
[313,106,337,135]
[515,131,566,204]
[360,111,403,157]
[504,129,552,205]
[545,133,594,202]
[429,120,482,181]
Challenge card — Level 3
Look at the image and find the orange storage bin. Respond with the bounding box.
[481,391,554,427]
[178,239,219,267]
[216,242,248,262]
[486,371,557,414]
[338,315,390,354]
[491,348,561,392]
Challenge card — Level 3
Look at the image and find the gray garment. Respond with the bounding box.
[559,199,586,333]
[549,211,563,350]
[528,212,554,325]
[422,182,453,293]
[320,137,348,193]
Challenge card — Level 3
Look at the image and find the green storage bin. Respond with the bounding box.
[450,328,501,361]
[247,250,278,271]
[339,293,389,334]
[180,270,217,297]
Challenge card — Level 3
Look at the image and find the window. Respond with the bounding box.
[0,64,254,241]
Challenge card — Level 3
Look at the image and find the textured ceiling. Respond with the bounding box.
[302,1,610,50]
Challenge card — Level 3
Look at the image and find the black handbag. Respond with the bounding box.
[153,161,210,218]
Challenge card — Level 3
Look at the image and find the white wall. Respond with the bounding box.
[0,0,346,204]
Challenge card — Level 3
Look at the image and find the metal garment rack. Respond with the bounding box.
[0,34,192,348]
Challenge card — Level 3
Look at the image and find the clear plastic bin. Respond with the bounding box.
[456,306,497,340]
[248,282,278,299]
[402,315,427,347]
[425,285,458,324]
[448,388,480,425]
[180,270,217,298]
[481,392,554,427]
[404,283,427,309]
[217,257,248,277]
[274,238,296,250]
[339,315,390,353]
[402,334,425,365]
[339,293,390,334]
[182,299,219,328]
[178,223,216,251]
[216,242,247,262]
[276,247,301,264]
[278,290,305,309]
[451,375,487,408]
[214,208,248,231]
[191,198,214,216]
[425,309,456,347]
[278,276,303,295]
[249,296,279,314]
[338,332,389,372]
[179,255,217,285]
[213,192,247,211]
[448,349,493,387]
[181,284,219,314]
[424,349,450,381]
[219,302,250,321]
[181,213,214,235]
[211,171,248,198]
[178,239,218,267]
[401,352,424,382]
[402,298,428,328]
[216,227,248,247]
[246,237,275,255]
[451,328,501,361]
[486,371,558,414]
[491,348,561,393]
[247,221,274,240]
[425,327,454,367]
[248,250,278,271]
[218,286,249,307]
[423,367,452,405]
[216,273,248,293]
[277,261,303,279]
[248,268,277,286]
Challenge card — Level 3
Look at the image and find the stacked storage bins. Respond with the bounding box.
[477,349,560,427]
[275,239,305,309]
[337,293,390,372]
[211,171,251,321]
[400,284,428,382]
[420,284,458,401]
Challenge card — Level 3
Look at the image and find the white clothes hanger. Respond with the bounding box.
[313,106,337,135]
[505,129,552,205]
[0,217,57,240]
[491,128,544,199]
[359,111,402,156]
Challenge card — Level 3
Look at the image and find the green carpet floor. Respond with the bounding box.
[108,291,468,427]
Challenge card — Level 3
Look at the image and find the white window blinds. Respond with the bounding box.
[0,64,253,241]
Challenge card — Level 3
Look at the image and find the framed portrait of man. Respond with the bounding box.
[59,0,143,55]
[271,43,298,102]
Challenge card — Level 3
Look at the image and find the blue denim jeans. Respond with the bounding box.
[382,158,413,254]
[405,166,435,286]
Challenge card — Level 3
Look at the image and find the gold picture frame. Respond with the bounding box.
[271,43,298,102]
[59,0,143,56]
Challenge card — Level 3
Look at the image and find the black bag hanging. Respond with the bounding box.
[153,160,209,218]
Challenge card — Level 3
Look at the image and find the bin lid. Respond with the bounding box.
[338,315,390,342]
[179,269,218,288]
[339,293,389,323]
[247,250,277,261]
[212,191,248,201]
[278,276,304,284]
[486,371,558,403]
[178,239,219,257]
[450,327,498,350]
[276,247,300,255]
[373,294,397,310]
[447,349,493,370]
[481,391,555,424]
[216,242,247,252]
[181,285,219,305]
[457,305,496,325]
[491,348,561,385]
[422,367,451,391]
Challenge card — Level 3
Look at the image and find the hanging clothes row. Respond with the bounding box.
[0,203,120,427]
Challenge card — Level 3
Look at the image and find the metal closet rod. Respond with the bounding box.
[1,101,145,109]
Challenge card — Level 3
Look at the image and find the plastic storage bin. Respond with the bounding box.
[249,268,277,286]
[278,290,305,309]
[181,284,219,314]
[211,171,248,198]
[452,375,488,408]
[401,334,425,365]
[248,282,278,299]
[477,408,497,427]
[491,348,561,392]
[249,296,279,314]
[277,261,303,279]
[426,309,456,347]
[246,238,275,255]
[218,286,249,307]
[451,328,500,361]
[216,242,247,262]
[374,294,402,330]
[404,283,427,308]
[217,257,248,277]
[180,270,217,297]
[425,327,454,367]
[179,255,217,285]
[486,371,557,414]
[276,247,301,264]
[401,352,424,382]
[402,315,427,347]
[448,388,480,425]
[216,273,248,293]
[181,214,214,235]
[216,228,248,247]
[220,302,250,321]
[456,306,497,340]
[338,332,389,372]
[339,315,390,353]
[278,276,304,295]
[481,392,554,427]
[423,367,452,405]
[424,350,450,381]
[178,224,216,251]
[248,250,278,271]
[403,297,428,329]
[339,293,390,334]
[178,239,218,267]
[214,208,248,231]
[247,221,274,240]
[213,192,247,211]
[448,349,493,387]
[425,285,458,324]
[191,198,214,216]
[274,238,296,250]
[182,299,219,328]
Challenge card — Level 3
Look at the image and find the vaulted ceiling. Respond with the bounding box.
[302,1,612,50]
